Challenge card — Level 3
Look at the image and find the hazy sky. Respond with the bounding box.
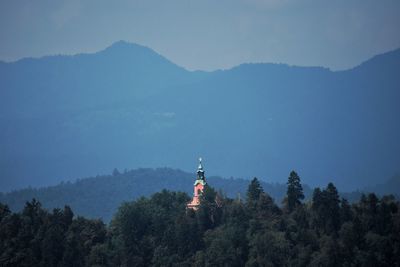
[0,0,399,71]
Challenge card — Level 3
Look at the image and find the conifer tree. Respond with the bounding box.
[325,182,341,233]
[286,171,304,212]
[246,177,263,210]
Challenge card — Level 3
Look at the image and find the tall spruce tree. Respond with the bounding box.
[246,177,264,211]
[247,178,263,203]
[286,171,305,212]
[325,182,341,233]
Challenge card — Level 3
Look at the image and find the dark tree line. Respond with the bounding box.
[1,171,399,266]
[1,168,316,223]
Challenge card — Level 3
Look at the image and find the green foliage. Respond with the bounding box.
[247,177,263,204]
[286,171,305,212]
[312,183,341,234]
[1,180,399,266]
[0,199,108,267]
[203,225,248,267]
[0,168,316,222]
[197,185,223,231]
[247,230,290,266]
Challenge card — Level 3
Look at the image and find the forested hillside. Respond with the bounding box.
[1,177,399,266]
[0,168,310,222]
[1,168,398,223]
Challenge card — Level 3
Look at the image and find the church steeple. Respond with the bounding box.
[187,157,207,210]
[197,157,205,181]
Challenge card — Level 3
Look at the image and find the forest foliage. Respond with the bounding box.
[1,171,399,266]
[0,168,314,222]
[2,168,395,222]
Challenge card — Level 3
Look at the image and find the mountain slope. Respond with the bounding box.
[1,168,398,222]
[0,42,399,191]
[0,168,311,222]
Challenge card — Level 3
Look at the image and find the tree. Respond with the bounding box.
[0,203,10,222]
[256,192,281,220]
[310,235,342,267]
[312,183,341,234]
[61,232,84,267]
[87,243,110,267]
[340,198,352,223]
[203,225,248,267]
[286,171,305,212]
[325,183,341,233]
[197,185,221,231]
[40,222,66,266]
[246,177,263,211]
[1,180,400,267]
[112,168,121,176]
[246,230,290,266]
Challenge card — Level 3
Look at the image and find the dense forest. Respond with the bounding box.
[1,172,399,266]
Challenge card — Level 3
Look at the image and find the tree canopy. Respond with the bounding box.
[1,173,399,266]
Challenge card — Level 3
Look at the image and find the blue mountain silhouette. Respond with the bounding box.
[0,41,399,191]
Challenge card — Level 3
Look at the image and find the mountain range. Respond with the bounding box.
[0,41,399,191]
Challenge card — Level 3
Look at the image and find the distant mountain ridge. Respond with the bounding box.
[0,168,298,222]
[1,168,398,222]
[0,41,399,191]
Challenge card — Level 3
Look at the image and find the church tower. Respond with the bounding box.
[187,158,207,210]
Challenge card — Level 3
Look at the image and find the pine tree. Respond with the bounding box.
[246,177,263,211]
[286,171,304,212]
[0,203,10,222]
[325,183,341,233]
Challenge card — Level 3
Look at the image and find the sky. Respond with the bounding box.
[0,0,399,71]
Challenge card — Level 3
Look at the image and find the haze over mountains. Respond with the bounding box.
[1,41,399,192]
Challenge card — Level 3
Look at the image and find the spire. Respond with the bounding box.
[187,158,207,210]
[197,157,205,180]
[198,157,203,171]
